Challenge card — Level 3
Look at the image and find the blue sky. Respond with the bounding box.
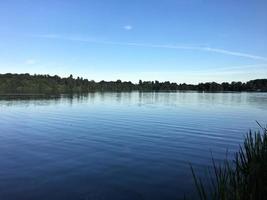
[0,0,267,83]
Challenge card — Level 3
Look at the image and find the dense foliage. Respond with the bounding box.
[190,124,267,200]
[0,73,267,94]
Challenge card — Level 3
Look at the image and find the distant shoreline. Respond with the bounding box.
[1,73,267,94]
[0,90,266,95]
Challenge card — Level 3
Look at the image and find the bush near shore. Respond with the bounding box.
[190,123,267,200]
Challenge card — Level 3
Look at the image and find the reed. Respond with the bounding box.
[190,123,267,200]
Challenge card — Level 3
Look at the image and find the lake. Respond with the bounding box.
[0,92,266,200]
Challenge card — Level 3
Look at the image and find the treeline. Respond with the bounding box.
[0,73,267,94]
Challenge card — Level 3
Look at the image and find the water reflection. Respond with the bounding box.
[0,92,267,110]
[0,92,267,200]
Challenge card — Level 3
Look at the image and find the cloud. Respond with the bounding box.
[201,47,267,61]
[32,34,97,42]
[185,63,267,74]
[34,34,59,39]
[123,25,133,31]
[32,34,267,61]
[25,59,37,65]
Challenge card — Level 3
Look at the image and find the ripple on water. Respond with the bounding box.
[0,92,266,200]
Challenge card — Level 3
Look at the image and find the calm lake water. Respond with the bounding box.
[0,92,267,200]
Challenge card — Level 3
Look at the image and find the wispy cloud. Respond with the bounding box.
[140,63,267,76]
[32,34,267,61]
[200,47,267,61]
[32,34,96,42]
[187,63,267,73]
[25,59,37,65]
[123,25,133,31]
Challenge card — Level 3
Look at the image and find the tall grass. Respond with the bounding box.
[190,123,267,200]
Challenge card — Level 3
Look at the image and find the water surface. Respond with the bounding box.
[0,92,267,200]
